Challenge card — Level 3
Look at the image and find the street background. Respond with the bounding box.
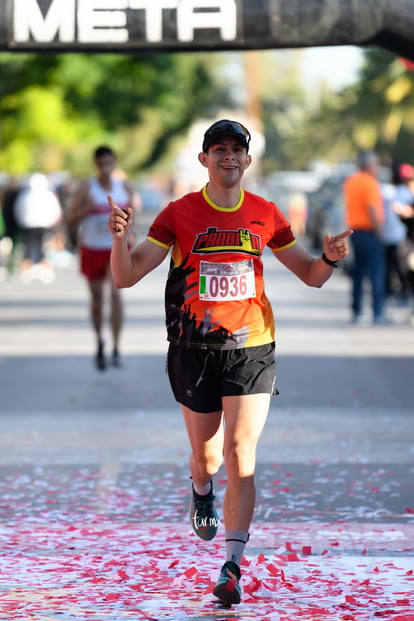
[0,218,413,620]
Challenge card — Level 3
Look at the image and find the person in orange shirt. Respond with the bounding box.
[344,151,388,324]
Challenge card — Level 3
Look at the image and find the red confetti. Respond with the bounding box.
[307,606,332,615]
[0,519,412,619]
[168,559,179,569]
[244,576,262,595]
[266,563,279,576]
[345,595,361,606]
[184,566,198,579]
[117,569,129,580]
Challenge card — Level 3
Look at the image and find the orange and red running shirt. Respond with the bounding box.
[147,185,296,349]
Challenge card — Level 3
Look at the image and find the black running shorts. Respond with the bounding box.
[166,342,277,413]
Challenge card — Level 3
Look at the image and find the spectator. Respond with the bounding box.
[0,176,21,275]
[344,151,389,324]
[391,163,414,315]
[381,180,407,302]
[14,173,62,283]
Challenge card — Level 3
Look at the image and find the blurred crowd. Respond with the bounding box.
[0,169,183,285]
[0,173,74,283]
[1,157,414,327]
[344,154,414,325]
[382,163,414,307]
[300,156,414,325]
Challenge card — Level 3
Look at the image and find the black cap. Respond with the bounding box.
[202,119,251,153]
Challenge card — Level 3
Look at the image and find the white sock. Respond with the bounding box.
[192,479,212,497]
[225,530,249,566]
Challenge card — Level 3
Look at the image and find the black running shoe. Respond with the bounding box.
[189,485,219,541]
[112,347,122,368]
[213,557,242,605]
[95,341,106,371]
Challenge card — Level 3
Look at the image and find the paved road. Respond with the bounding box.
[0,237,413,620]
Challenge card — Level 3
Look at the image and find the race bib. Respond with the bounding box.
[199,260,256,301]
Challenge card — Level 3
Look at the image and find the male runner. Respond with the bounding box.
[67,146,139,370]
[108,120,351,604]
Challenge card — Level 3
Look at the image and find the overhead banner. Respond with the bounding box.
[0,0,413,60]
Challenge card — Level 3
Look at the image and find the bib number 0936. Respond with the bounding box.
[199,260,256,301]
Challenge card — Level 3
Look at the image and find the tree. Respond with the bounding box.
[0,52,228,176]
[268,48,414,170]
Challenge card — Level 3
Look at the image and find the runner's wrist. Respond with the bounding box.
[321,252,338,268]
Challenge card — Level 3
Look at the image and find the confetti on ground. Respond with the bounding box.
[1,462,413,524]
[0,521,413,620]
[0,463,413,620]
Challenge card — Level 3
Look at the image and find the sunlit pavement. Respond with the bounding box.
[0,240,413,620]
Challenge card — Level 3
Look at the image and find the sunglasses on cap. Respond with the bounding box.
[202,120,251,153]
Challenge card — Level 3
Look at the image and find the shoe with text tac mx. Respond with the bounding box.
[189,485,219,541]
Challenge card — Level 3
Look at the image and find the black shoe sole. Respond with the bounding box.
[95,342,106,371]
[213,582,241,605]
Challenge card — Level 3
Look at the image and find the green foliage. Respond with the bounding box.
[0,52,225,176]
[3,46,413,178]
[262,47,414,170]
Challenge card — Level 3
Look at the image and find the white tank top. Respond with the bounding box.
[79,176,129,249]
